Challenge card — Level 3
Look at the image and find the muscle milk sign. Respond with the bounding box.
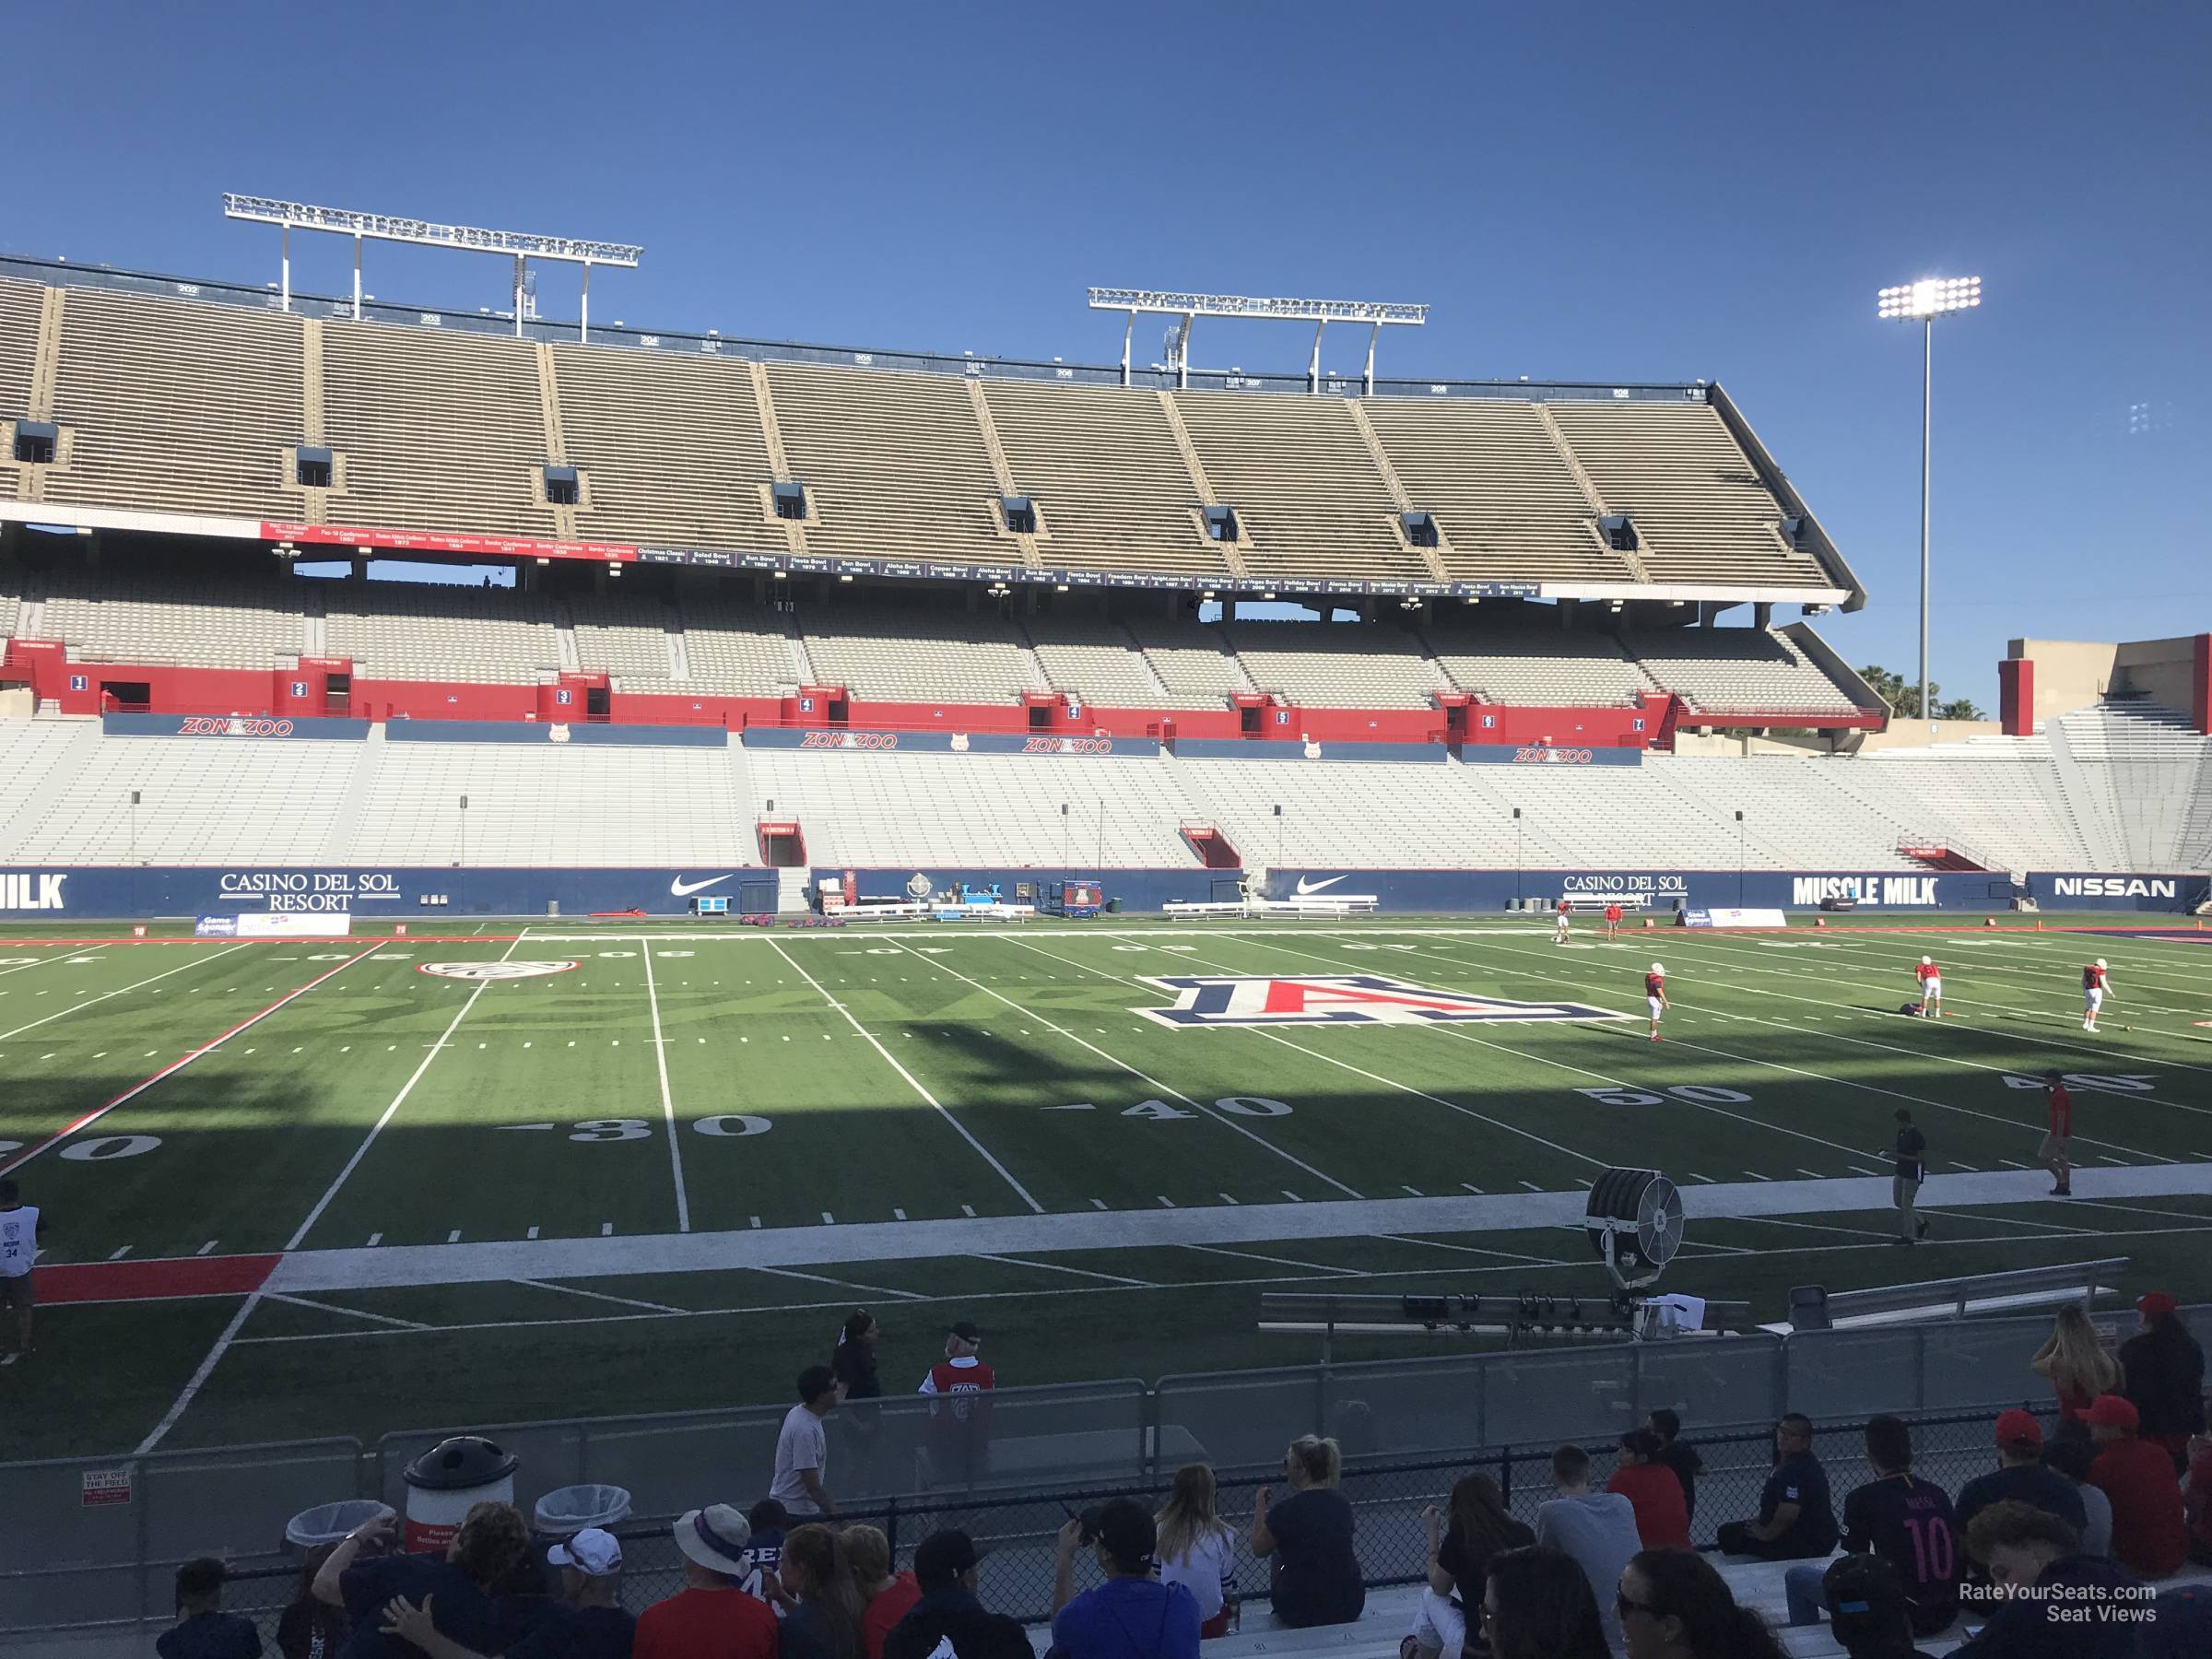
[1790,875,1940,907]
[0,874,68,912]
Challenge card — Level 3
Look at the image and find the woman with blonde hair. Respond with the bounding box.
[843,1524,920,1659]
[1252,1436,1363,1628]
[2033,1304,2121,1433]
[1157,1463,1239,1638]
[776,1522,867,1659]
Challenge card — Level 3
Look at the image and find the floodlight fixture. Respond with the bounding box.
[1088,287,1428,393]
[223,193,641,342]
[1877,273,1984,727]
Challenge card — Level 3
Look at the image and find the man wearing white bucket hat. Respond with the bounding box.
[636,1503,777,1659]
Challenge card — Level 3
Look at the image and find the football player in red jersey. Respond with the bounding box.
[1604,902,1624,943]
[2081,959,2112,1032]
[1645,962,1668,1041]
[1553,898,1572,945]
[1915,956,1943,1018]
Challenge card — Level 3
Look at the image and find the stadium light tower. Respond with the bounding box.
[1088,288,1427,393]
[1877,276,1982,727]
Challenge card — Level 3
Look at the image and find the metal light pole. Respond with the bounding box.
[1274,803,1284,869]
[1878,276,1982,724]
[129,789,140,865]
[1735,809,1746,906]
[458,794,468,867]
[1512,807,1524,906]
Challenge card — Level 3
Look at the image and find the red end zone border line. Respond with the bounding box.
[0,934,528,947]
[0,941,385,1180]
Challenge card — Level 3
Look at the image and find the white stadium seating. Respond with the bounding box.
[1627,628,1864,715]
[324,583,562,686]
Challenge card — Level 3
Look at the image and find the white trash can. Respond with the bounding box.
[401,1435,520,1555]
[534,1483,632,1538]
[285,1500,395,1556]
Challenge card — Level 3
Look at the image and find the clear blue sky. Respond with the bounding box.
[10,2,2207,708]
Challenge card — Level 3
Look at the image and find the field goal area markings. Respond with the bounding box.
[0,941,253,1046]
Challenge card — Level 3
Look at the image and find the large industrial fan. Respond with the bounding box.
[1583,1168,1685,1291]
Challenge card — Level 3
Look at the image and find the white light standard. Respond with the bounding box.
[1877,276,1982,726]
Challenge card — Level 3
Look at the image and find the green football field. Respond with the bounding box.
[2,912,2210,1462]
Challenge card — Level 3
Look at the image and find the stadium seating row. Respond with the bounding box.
[3,707,2195,870]
[0,279,1848,594]
[1,560,1866,712]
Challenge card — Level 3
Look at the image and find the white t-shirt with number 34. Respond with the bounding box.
[0,1206,39,1277]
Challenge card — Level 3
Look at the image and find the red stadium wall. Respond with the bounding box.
[0,641,1677,750]
[1999,657,2033,737]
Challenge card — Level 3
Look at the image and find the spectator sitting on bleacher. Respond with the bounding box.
[1646,1410,1703,1525]
[1477,1546,1610,1659]
[1533,1444,1643,1653]
[1818,1555,1936,1659]
[1956,1410,2088,1563]
[2085,1394,2189,1578]
[1251,1435,1365,1629]
[1609,1430,1691,1550]
[1715,1415,1839,1562]
[1954,1501,2141,1659]
[772,1524,866,1659]
[2119,1294,2205,1471]
[1052,1499,1201,1659]
[743,1499,791,1605]
[2038,1438,2114,1558]
[1783,1415,1959,1638]
[883,1530,1030,1659]
[635,1504,778,1659]
[1156,1464,1240,1640]
[1615,1547,1790,1659]
[379,1527,634,1659]
[843,1525,920,1659]
[160,1557,261,1659]
[1408,1471,1532,1659]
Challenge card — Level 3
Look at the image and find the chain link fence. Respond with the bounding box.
[74,1402,2065,1645]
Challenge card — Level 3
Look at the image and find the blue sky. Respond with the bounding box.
[10,2,2207,706]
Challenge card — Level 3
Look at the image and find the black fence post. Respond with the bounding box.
[887,1493,900,1564]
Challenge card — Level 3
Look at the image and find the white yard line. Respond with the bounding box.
[515,1278,689,1315]
[281,936,526,1252]
[135,1291,264,1453]
[267,1292,431,1330]
[640,935,692,1233]
[0,943,250,1043]
[765,938,1043,1214]
[926,935,1365,1199]
[0,943,108,980]
[978,1253,1158,1287]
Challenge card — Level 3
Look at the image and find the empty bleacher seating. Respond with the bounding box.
[322,319,556,535]
[1628,627,1864,715]
[0,276,41,477]
[676,597,801,696]
[1850,736,2096,870]
[1221,619,1446,710]
[1121,618,1254,706]
[41,288,305,520]
[1171,393,1430,585]
[324,582,560,685]
[571,594,677,687]
[795,606,1046,706]
[1364,398,1636,582]
[1546,402,1830,587]
[37,566,306,668]
[1421,621,1658,707]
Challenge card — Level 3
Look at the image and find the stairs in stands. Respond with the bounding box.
[776,866,811,915]
[324,724,388,861]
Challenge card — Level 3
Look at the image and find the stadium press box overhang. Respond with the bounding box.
[0,501,1857,609]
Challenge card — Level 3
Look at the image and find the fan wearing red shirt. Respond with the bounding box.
[638,1504,780,1659]
[2085,1394,2189,1578]
[1603,902,1624,942]
[2040,1070,2075,1197]
[920,1321,996,1488]
[1608,1430,1690,1548]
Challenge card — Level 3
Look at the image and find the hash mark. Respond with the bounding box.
[1518,1180,1543,1192]
[446,1230,462,1243]
[750,1216,762,1229]
[196,1241,218,1256]
[1090,1198,1108,1210]
[1746,1171,1774,1181]
[960,1204,977,1218]
[526,1226,539,1240]
[894,1208,908,1220]
[1158,1195,1177,1207]
[601,1222,614,1236]
[821,1212,835,1225]
[1284,1190,1304,1202]
[1219,1192,1240,1205]
[1401,1185,1423,1197]
[366,1233,382,1247]
[108,1245,131,1261]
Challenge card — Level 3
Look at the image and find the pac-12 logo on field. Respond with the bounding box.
[1136,974,1620,1029]
[418,960,579,981]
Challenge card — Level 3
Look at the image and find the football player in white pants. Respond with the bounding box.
[1553,900,1571,945]
[2082,959,2112,1032]
[1915,956,1942,1018]
[1645,963,1668,1041]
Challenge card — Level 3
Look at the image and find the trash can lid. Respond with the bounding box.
[403,1434,520,1491]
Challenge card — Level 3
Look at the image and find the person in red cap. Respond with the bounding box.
[2120,1292,2206,1470]
[1955,1408,2087,1576]
[2086,1394,2189,1578]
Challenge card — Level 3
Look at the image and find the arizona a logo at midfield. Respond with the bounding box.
[1137,973,1618,1029]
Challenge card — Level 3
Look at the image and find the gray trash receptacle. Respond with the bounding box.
[534,1483,632,1537]
[286,1500,395,1554]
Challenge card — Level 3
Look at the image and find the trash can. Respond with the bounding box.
[1105,897,1123,913]
[285,1500,394,1557]
[534,1484,631,1539]
[401,1435,520,1555]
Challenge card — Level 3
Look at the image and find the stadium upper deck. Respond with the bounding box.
[0,257,1862,607]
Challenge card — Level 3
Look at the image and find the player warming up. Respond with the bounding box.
[1604,901,1624,942]
[1645,962,1668,1041]
[1554,898,1572,945]
[2081,959,2112,1032]
[1915,956,1942,1018]
[2039,1070,2073,1196]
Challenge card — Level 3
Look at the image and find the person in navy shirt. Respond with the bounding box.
[1786,1416,1959,1637]
[1718,1415,1839,1560]
[159,1559,262,1659]
[1051,1499,1201,1659]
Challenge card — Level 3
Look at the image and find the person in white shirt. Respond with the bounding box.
[771,1364,845,1518]
[1154,1464,1238,1638]
[0,1179,41,1358]
[1532,1443,1643,1655]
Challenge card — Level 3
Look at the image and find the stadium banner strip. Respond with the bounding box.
[261,521,640,564]
[0,941,385,1178]
[740,729,1156,758]
[382,719,727,748]
[102,713,371,740]
[0,500,263,540]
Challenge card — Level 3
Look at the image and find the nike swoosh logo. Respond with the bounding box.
[669,875,735,898]
[1293,876,1347,896]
